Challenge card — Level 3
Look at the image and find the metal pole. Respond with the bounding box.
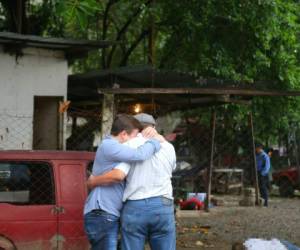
[291,125,300,184]
[249,112,260,205]
[205,109,216,212]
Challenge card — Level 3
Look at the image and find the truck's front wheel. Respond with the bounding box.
[279,178,294,197]
[0,236,16,250]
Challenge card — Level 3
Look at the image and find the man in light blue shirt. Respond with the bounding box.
[84,114,162,250]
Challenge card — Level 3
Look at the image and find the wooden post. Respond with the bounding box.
[249,112,260,205]
[291,127,300,184]
[205,109,216,212]
[101,94,115,139]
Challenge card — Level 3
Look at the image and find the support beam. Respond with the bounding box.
[205,109,216,212]
[98,87,300,96]
[101,94,115,139]
[249,112,260,205]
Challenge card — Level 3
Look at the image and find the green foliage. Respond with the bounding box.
[1,0,300,145]
[52,0,159,70]
[159,0,300,86]
[157,0,300,145]
[57,0,102,32]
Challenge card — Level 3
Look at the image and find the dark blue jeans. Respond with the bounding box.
[258,173,269,206]
[84,210,119,250]
[121,196,176,250]
[281,240,300,250]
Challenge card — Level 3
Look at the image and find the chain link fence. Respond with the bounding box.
[1,105,299,199]
[66,107,102,151]
[0,108,102,151]
[0,112,33,150]
[0,161,54,204]
[172,107,255,200]
[1,103,300,249]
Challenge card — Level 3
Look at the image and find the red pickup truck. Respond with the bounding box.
[0,150,95,250]
[272,166,300,197]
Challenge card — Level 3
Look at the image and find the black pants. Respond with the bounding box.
[258,174,269,206]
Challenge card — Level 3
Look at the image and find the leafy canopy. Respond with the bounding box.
[1,0,300,144]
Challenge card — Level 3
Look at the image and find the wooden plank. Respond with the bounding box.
[98,87,300,96]
[228,184,243,189]
[249,112,260,205]
[213,168,243,173]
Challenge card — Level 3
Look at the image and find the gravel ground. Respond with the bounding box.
[175,196,300,250]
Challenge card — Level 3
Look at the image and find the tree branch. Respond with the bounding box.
[102,0,119,68]
[107,0,151,67]
[119,29,149,66]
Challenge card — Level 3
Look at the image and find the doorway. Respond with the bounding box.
[33,96,63,150]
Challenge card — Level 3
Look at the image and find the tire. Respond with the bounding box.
[279,178,295,197]
[0,236,16,250]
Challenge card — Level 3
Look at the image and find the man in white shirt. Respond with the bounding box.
[88,113,176,250]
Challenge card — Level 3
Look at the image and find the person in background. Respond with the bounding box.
[88,113,176,250]
[84,114,163,250]
[255,143,270,207]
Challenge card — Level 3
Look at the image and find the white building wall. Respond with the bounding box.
[0,46,68,150]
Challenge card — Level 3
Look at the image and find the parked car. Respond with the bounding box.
[0,150,95,250]
[272,166,299,197]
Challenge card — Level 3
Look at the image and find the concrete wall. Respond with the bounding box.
[0,46,68,150]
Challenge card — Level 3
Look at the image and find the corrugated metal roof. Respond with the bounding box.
[0,32,114,59]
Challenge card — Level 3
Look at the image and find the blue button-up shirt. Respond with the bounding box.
[84,136,160,217]
[256,151,270,176]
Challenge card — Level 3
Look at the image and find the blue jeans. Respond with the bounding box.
[84,210,119,250]
[121,196,176,250]
[258,173,269,206]
[281,240,300,250]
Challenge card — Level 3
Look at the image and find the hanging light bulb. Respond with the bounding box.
[134,104,141,113]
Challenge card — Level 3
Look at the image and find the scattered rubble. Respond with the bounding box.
[176,196,300,250]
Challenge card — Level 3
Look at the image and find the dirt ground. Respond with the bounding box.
[175,196,300,250]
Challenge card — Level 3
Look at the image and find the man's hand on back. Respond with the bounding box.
[142,127,158,138]
[87,174,97,189]
[153,134,166,142]
[142,127,166,142]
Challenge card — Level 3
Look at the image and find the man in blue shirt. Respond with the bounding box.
[255,143,270,207]
[84,114,163,250]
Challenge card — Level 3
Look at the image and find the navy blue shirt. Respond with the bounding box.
[256,151,270,176]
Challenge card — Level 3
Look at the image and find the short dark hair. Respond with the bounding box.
[111,114,142,136]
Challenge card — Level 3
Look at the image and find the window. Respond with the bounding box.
[86,161,93,178]
[0,162,55,205]
[86,161,94,194]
